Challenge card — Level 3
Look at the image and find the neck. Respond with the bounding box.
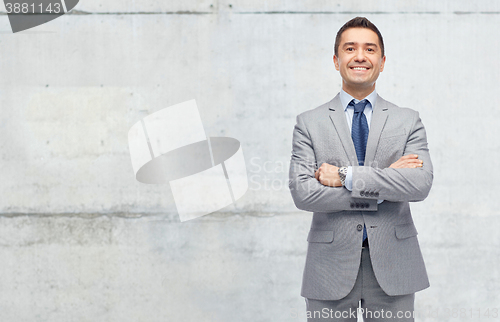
[342,83,375,100]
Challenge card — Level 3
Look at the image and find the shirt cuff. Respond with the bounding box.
[345,166,353,191]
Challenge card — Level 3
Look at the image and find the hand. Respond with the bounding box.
[389,154,423,169]
[315,163,342,187]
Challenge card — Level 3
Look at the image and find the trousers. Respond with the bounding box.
[305,247,415,321]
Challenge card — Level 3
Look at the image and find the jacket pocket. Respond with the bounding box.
[395,222,418,239]
[307,230,334,243]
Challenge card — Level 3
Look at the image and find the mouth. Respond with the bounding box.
[350,67,370,71]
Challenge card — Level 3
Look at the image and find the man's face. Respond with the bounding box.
[333,27,386,93]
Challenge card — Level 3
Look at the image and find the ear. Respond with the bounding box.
[333,55,340,71]
[380,55,386,72]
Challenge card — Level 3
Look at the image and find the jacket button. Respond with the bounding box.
[360,191,364,196]
[370,192,375,197]
[356,224,363,231]
[355,203,360,208]
[375,192,379,197]
[360,203,365,209]
[365,203,369,208]
[350,203,354,208]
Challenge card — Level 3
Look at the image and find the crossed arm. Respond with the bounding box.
[289,112,433,213]
[315,154,423,187]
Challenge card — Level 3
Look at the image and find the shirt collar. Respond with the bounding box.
[340,88,377,111]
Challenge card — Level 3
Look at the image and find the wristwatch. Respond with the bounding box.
[338,166,348,186]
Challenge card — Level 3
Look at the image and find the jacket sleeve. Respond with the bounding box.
[350,111,433,202]
[288,114,378,212]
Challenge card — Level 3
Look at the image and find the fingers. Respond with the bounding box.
[390,158,423,169]
[398,155,422,167]
[389,154,424,169]
[315,163,331,180]
[315,163,341,187]
[399,154,418,160]
[405,162,423,168]
[402,159,423,166]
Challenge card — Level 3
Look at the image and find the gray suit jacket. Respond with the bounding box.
[289,93,433,300]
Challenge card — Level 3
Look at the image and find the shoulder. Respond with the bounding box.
[378,95,420,119]
[295,96,338,124]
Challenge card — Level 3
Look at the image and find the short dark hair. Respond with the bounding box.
[334,17,385,57]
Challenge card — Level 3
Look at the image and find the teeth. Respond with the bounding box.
[352,67,367,70]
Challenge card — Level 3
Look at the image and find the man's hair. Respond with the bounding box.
[334,17,385,57]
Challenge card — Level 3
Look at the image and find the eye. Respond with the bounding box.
[346,47,354,52]
[367,48,375,52]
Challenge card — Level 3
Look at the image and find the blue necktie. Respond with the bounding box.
[350,99,369,166]
[350,99,369,242]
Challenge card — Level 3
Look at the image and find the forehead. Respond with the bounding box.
[340,27,380,46]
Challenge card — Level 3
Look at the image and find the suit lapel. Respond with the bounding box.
[328,94,359,166]
[364,94,389,164]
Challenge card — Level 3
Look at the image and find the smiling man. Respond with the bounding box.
[289,17,433,321]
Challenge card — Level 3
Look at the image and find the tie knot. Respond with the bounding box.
[349,99,368,113]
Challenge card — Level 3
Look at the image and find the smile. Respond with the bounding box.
[351,67,368,70]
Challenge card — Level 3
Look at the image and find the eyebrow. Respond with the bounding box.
[343,42,378,48]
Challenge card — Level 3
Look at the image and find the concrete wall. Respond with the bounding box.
[0,1,499,321]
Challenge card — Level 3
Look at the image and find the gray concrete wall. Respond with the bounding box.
[0,0,499,321]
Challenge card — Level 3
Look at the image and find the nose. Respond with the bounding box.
[354,49,366,62]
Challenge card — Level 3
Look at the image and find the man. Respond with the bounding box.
[288,17,433,321]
